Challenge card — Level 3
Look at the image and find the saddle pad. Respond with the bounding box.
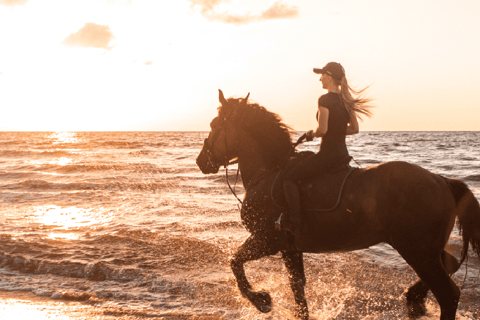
[300,167,354,211]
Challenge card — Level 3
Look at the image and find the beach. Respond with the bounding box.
[1,249,479,319]
[0,131,479,319]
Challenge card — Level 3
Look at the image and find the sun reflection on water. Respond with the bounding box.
[50,157,73,166]
[33,205,110,240]
[27,157,73,166]
[48,132,80,145]
[47,232,81,240]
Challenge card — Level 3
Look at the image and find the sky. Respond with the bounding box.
[1,0,479,131]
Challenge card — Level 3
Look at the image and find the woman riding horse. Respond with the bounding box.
[196,89,480,320]
[282,62,373,235]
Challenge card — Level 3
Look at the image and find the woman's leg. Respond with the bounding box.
[282,153,330,233]
[282,179,302,232]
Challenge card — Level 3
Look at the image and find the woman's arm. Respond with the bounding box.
[346,111,359,135]
[308,106,329,138]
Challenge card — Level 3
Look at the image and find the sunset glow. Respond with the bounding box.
[35,206,95,225]
[49,157,73,166]
[48,132,81,145]
[1,0,479,131]
[32,205,110,236]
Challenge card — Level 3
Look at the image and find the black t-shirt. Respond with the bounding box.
[317,92,350,157]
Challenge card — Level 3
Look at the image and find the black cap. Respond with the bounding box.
[313,62,345,80]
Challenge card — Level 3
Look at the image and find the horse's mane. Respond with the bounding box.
[219,97,293,167]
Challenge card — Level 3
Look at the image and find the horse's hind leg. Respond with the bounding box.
[398,249,460,320]
[231,234,279,313]
[282,251,308,320]
[406,250,461,318]
[441,250,460,276]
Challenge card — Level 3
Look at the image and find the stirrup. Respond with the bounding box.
[275,212,297,233]
[275,213,283,231]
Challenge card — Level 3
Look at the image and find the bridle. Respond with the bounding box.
[201,116,245,206]
[202,116,235,170]
[202,136,225,170]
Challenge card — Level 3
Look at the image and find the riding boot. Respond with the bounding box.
[282,180,302,234]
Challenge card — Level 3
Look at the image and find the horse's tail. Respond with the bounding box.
[445,178,480,264]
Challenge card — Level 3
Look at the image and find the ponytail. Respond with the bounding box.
[335,76,374,120]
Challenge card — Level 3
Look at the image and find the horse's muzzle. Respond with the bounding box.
[196,145,220,174]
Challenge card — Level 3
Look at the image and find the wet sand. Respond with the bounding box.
[1,247,479,319]
[0,291,115,320]
[0,291,224,319]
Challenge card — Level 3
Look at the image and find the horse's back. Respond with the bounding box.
[358,161,455,212]
[353,161,457,247]
[296,161,457,253]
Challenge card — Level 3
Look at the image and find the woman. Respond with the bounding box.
[281,62,373,234]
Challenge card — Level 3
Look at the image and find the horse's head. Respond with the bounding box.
[196,90,249,174]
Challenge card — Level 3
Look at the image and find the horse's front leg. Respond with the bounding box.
[231,234,279,313]
[282,251,309,319]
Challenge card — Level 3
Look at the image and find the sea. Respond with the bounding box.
[0,131,479,319]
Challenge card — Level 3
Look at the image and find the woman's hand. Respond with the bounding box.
[306,130,315,141]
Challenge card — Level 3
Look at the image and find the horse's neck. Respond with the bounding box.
[237,137,271,190]
[238,161,271,191]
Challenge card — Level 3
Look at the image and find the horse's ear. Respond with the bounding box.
[219,89,228,107]
[240,92,250,106]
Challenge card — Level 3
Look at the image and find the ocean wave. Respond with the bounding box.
[464,174,480,182]
[436,144,455,150]
[0,149,74,158]
[0,252,132,281]
[0,232,226,282]
[3,179,176,191]
[0,171,49,180]
[440,165,455,171]
[14,162,175,174]
[49,139,201,150]
[459,156,479,161]
[129,150,153,156]
[100,141,147,149]
[409,137,436,142]
[357,159,382,165]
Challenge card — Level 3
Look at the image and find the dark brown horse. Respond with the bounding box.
[195,90,480,320]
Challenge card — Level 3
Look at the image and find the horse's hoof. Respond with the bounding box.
[407,302,426,318]
[257,303,273,313]
[252,290,272,313]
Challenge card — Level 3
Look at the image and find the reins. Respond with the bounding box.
[224,133,309,208]
[225,165,243,206]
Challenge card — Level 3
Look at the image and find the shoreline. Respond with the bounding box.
[0,291,115,319]
[0,290,226,319]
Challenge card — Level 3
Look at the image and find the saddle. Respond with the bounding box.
[272,152,355,212]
